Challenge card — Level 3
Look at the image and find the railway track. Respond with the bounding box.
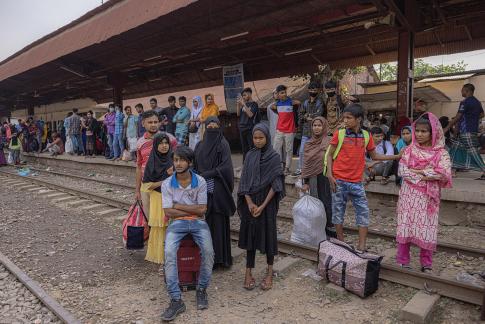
[1,169,484,308]
[16,167,485,258]
[0,251,80,324]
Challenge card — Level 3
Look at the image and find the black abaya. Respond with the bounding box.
[194,117,236,268]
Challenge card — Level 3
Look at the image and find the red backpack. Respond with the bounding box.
[122,201,149,250]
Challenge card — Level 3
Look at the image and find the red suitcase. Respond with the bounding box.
[177,234,201,291]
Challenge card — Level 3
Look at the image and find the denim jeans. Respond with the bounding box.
[164,219,214,300]
[112,133,125,158]
[298,135,310,170]
[332,179,369,227]
[70,134,85,154]
[107,133,114,158]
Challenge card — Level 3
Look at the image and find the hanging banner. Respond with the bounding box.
[223,63,244,113]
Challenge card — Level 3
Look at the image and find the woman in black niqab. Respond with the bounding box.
[194,116,236,268]
[237,123,284,291]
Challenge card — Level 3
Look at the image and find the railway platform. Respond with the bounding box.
[19,151,485,226]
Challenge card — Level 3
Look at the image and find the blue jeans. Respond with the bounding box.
[70,134,85,154]
[112,133,125,158]
[107,133,114,158]
[298,136,310,170]
[165,219,214,300]
[332,180,369,227]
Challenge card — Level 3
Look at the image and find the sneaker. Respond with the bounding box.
[196,288,209,310]
[161,299,186,322]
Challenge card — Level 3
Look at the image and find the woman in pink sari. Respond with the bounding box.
[396,112,452,273]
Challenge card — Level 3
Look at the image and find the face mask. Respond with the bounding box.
[109,108,114,112]
[327,91,335,97]
[309,92,318,97]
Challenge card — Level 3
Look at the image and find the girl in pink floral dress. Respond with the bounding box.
[396,112,452,273]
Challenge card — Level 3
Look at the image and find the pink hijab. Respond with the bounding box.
[401,112,452,213]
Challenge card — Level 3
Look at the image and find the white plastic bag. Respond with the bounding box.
[290,194,327,247]
[65,136,73,154]
[127,137,138,152]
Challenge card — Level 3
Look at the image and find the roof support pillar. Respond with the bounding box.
[108,71,126,108]
[395,0,416,120]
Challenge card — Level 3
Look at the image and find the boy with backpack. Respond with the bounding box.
[325,104,401,251]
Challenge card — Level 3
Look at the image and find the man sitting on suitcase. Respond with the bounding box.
[161,146,214,321]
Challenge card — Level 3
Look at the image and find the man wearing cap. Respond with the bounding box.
[294,81,325,176]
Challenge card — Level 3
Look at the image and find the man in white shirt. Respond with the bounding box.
[160,146,214,322]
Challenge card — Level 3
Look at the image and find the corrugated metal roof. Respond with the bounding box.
[0,0,196,82]
[355,86,450,103]
[418,74,475,83]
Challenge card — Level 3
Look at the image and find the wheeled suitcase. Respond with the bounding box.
[177,234,201,291]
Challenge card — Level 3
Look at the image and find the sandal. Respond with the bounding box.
[421,267,433,274]
[243,277,256,291]
[380,178,390,185]
[475,174,485,181]
[260,273,273,291]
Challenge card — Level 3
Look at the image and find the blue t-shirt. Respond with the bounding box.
[458,96,484,133]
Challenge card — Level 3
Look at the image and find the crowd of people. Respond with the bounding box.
[0,81,483,321]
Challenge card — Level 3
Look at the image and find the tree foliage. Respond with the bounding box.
[376,59,468,81]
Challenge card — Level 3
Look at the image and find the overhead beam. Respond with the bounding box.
[383,0,412,31]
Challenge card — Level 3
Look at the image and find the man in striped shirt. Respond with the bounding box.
[135,110,161,215]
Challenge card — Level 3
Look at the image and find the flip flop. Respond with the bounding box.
[475,174,485,181]
[260,274,273,291]
[380,178,390,185]
[243,277,256,291]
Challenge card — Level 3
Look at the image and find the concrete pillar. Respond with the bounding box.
[108,71,126,108]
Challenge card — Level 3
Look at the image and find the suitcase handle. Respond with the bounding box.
[324,256,347,288]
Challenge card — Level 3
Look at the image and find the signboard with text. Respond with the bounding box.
[223,63,244,114]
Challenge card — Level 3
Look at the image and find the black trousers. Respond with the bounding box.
[240,129,253,161]
[246,250,274,268]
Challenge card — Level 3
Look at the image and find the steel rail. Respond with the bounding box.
[2,170,484,307]
[230,230,485,306]
[4,168,485,258]
[0,240,81,323]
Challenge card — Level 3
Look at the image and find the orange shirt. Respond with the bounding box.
[330,128,375,183]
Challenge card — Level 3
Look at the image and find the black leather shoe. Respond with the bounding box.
[196,288,209,310]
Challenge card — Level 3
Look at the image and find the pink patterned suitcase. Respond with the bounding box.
[317,238,383,297]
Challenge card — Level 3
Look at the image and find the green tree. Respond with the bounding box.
[377,59,467,81]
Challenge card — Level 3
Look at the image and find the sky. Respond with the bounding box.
[1,0,485,69]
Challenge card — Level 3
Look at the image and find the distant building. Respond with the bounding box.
[355,69,485,121]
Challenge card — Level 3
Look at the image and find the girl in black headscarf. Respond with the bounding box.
[194,116,236,269]
[142,133,174,265]
[238,123,285,291]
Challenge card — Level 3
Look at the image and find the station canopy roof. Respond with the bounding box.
[355,85,451,103]
[1,0,485,108]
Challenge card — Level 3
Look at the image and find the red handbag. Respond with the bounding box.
[122,200,149,249]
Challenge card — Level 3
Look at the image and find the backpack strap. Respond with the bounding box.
[323,129,370,175]
[323,129,346,175]
[362,129,370,149]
